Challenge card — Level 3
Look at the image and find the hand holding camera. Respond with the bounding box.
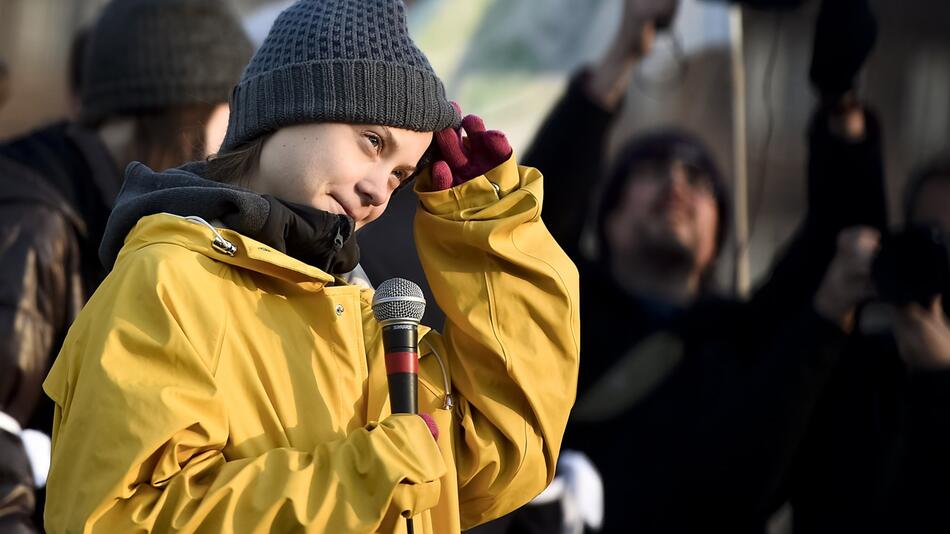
[893,296,950,370]
[818,223,950,365]
[873,225,950,368]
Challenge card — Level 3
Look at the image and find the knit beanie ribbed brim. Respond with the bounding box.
[221,0,459,152]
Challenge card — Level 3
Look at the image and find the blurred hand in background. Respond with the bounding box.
[814,226,880,331]
[587,0,680,110]
[894,296,950,369]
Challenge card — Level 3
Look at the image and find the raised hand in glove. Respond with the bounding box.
[429,104,512,192]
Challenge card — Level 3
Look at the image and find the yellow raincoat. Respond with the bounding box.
[43,155,580,533]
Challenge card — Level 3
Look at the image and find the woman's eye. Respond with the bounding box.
[365,133,382,151]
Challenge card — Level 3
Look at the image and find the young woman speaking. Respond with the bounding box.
[42,1,580,532]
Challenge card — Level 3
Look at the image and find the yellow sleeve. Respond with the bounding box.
[414,154,581,528]
[42,252,445,534]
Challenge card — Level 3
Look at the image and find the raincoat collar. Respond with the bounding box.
[118,212,338,286]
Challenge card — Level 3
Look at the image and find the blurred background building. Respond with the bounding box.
[1,0,948,289]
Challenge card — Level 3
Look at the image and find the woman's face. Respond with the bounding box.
[249,122,433,229]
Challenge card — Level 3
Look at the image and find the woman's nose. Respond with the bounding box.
[356,171,390,207]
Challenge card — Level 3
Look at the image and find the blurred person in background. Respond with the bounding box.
[478,0,885,532]
[0,0,252,531]
[737,1,950,530]
[787,150,950,533]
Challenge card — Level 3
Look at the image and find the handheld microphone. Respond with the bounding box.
[372,277,426,416]
[372,278,426,534]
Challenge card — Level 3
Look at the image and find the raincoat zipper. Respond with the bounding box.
[324,215,350,273]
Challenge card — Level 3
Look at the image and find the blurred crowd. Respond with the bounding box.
[1,0,948,533]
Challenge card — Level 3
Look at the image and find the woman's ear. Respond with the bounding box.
[414,141,439,176]
[205,103,231,157]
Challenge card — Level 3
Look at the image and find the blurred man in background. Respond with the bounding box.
[481,0,884,532]
[0,1,252,531]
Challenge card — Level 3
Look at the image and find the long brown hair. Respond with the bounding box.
[206,135,269,186]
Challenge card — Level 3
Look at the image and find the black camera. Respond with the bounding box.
[872,224,950,308]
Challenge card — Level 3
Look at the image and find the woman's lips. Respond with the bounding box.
[330,195,357,221]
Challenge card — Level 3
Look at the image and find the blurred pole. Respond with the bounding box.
[729,5,750,298]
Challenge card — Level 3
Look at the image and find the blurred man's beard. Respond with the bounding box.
[610,225,697,288]
[639,221,698,271]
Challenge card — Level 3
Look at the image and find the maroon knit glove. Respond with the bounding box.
[430,103,513,191]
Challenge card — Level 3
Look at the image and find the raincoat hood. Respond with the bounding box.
[100,161,359,274]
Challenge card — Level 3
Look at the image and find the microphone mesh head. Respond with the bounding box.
[372,278,426,323]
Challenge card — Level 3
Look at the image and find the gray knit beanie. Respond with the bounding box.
[221,0,459,152]
[80,0,253,125]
